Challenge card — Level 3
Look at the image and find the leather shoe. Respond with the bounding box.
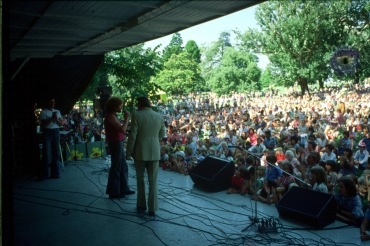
[122,190,135,195]
[50,175,60,179]
[109,194,125,199]
[148,211,155,216]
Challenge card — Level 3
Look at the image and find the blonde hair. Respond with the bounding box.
[289,148,297,157]
[275,147,283,153]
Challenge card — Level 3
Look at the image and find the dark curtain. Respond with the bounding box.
[9,55,104,121]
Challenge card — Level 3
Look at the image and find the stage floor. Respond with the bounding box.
[13,157,366,246]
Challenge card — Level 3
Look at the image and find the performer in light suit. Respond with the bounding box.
[126,96,166,216]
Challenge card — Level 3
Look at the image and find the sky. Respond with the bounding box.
[143,5,270,70]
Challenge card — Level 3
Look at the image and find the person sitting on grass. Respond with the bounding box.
[335,177,364,226]
[320,143,336,162]
[325,160,338,195]
[236,156,246,167]
[310,166,329,193]
[243,166,262,200]
[173,139,185,152]
[260,149,270,167]
[337,148,356,180]
[275,147,285,162]
[358,160,370,198]
[197,147,208,162]
[354,141,369,170]
[274,162,296,202]
[360,205,370,241]
[173,151,187,175]
[160,145,171,170]
[227,166,249,195]
[167,154,176,171]
[184,146,195,173]
[256,154,282,204]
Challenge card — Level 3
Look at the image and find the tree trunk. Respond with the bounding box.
[298,77,310,96]
[354,71,360,84]
[318,79,324,89]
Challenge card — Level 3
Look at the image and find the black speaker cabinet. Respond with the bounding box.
[189,156,235,192]
[276,186,337,228]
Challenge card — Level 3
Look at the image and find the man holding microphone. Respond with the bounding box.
[39,97,63,180]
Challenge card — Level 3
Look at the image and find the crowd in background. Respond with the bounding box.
[156,83,370,238]
[66,83,370,239]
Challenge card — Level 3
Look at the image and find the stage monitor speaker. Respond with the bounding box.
[189,156,235,192]
[276,186,337,228]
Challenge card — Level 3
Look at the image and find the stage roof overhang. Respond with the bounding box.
[7,0,265,115]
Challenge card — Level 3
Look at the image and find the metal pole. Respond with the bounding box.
[11,56,31,81]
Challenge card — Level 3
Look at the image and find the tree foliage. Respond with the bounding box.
[202,31,232,66]
[92,44,162,111]
[155,52,205,95]
[259,65,273,89]
[207,47,261,95]
[185,40,201,63]
[237,0,370,95]
[335,0,370,83]
[162,32,183,63]
[201,31,234,82]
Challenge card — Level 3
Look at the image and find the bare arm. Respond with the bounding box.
[107,111,130,133]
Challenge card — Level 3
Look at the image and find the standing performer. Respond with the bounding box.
[39,97,63,179]
[126,96,166,216]
[104,97,134,199]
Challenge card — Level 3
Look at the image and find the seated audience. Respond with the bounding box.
[320,143,336,162]
[275,147,285,162]
[335,178,364,226]
[227,166,249,195]
[338,148,356,180]
[354,141,369,169]
[360,205,370,241]
[325,160,338,194]
[274,162,296,203]
[256,154,282,204]
[243,166,262,199]
[311,166,329,193]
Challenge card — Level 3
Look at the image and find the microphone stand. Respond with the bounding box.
[97,127,107,160]
[230,146,311,232]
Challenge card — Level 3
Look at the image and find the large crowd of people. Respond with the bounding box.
[61,83,370,239]
[157,83,370,239]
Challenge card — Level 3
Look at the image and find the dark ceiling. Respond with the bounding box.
[9,1,264,61]
[6,0,265,116]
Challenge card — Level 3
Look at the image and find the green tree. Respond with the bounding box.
[237,0,361,95]
[162,32,183,62]
[201,31,233,82]
[259,65,273,89]
[207,47,261,95]
[96,43,162,111]
[185,40,201,63]
[155,52,205,95]
[336,0,370,83]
